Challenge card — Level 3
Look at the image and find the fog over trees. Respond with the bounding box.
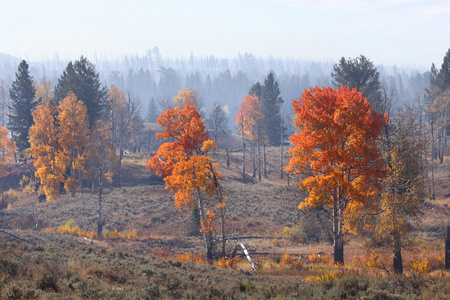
[0,48,430,133]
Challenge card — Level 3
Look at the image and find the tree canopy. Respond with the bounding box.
[54,56,108,126]
[286,86,386,264]
[8,60,37,153]
[332,55,382,111]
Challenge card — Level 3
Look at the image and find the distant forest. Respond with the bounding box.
[0,47,430,133]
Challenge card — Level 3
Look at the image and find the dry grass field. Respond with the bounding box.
[1,133,450,298]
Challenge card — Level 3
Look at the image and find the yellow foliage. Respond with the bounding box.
[214,257,240,269]
[279,252,302,269]
[308,253,332,264]
[6,203,12,210]
[305,273,337,282]
[42,227,55,233]
[409,258,432,274]
[102,229,139,240]
[54,219,97,239]
[0,126,15,178]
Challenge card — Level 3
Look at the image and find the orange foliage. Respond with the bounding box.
[235,94,264,141]
[147,103,222,233]
[57,92,89,194]
[285,86,386,227]
[0,126,15,178]
[29,102,65,201]
[279,252,302,269]
[173,87,200,109]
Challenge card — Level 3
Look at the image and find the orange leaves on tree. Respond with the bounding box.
[173,87,199,109]
[285,86,386,264]
[235,94,264,141]
[30,92,89,201]
[57,92,89,194]
[286,86,385,210]
[29,102,65,201]
[0,127,15,178]
[147,101,223,257]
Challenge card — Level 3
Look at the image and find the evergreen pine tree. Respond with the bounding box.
[54,56,107,126]
[331,55,382,111]
[146,97,158,123]
[260,72,283,146]
[8,60,37,153]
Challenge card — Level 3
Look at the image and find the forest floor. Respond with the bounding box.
[1,132,450,299]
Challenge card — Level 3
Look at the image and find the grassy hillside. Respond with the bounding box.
[1,139,450,298]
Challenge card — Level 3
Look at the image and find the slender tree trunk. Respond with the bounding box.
[258,138,261,182]
[197,189,213,261]
[333,194,344,265]
[280,122,284,180]
[97,177,103,237]
[148,129,152,151]
[393,248,403,275]
[241,131,246,182]
[217,187,226,258]
[445,225,450,269]
[226,149,230,167]
[431,119,436,198]
[263,141,267,178]
[119,140,123,188]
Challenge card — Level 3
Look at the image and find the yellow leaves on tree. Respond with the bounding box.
[285,86,386,265]
[235,94,264,142]
[30,92,89,201]
[34,76,53,104]
[173,87,199,109]
[29,102,65,201]
[0,127,15,178]
[57,92,89,195]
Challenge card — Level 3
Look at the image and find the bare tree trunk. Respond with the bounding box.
[280,122,284,180]
[446,225,450,270]
[430,119,436,198]
[197,189,213,261]
[226,148,230,167]
[258,138,261,182]
[241,131,246,182]
[333,194,344,265]
[393,248,403,275]
[119,141,123,188]
[97,178,103,237]
[148,129,152,151]
[263,141,267,178]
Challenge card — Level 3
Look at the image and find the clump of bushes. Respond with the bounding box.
[43,219,140,240]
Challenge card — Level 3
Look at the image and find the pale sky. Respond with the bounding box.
[1,0,449,68]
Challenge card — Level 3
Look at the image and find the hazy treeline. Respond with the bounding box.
[0,48,430,132]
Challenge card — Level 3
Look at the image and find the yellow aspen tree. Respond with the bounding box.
[107,85,133,187]
[57,92,89,196]
[35,76,53,104]
[0,126,15,203]
[86,121,117,236]
[29,103,65,201]
[173,87,200,109]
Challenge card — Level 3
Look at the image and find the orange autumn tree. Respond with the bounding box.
[29,102,65,201]
[235,94,264,181]
[147,104,224,260]
[173,87,200,109]
[285,86,386,265]
[0,126,15,203]
[57,92,89,196]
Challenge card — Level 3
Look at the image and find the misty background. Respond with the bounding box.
[0,48,430,134]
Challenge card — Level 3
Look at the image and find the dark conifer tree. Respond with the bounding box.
[332,55,382,111]
[8,60,36,152]
[54,56,107,126]
[260,72,284,146]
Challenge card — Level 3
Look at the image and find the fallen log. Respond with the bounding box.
[0,229,36,245]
